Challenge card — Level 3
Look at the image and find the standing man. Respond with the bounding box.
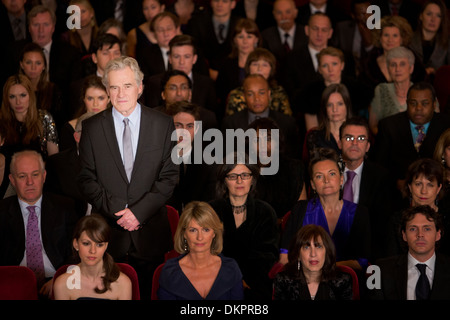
[371,205,450,300]
[261,0,307,86]
[77,56,179,299]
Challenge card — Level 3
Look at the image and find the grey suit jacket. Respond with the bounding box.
[77,106,179,261]
[409,30,450,71]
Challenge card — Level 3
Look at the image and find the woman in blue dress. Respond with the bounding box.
[158,201,244,300]
[280,148,371,272]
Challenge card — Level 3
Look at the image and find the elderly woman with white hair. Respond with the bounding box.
[369,46,415,135]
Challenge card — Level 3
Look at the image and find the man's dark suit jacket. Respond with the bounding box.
[138,45,167,80]
[77,106,179,262]
[90,0,145,33]
[358,159,395,260]
[221,109,299,158]
[373,111,450,181]
[185,10,240,71]
[44,147,87,219]
[282,43,322,104]
[166,147,218,214]
[296,2,349,27]
[370,253,450,300]
[261,24,307,86]
[0,193,79,271]
[141,72,218,114]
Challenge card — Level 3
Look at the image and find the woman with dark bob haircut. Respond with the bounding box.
[209,152,279,300]
[273,224,353,300]
[53,214,132,299]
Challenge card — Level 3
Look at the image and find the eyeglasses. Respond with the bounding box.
[344,135,367,142]
[225,173,252,181]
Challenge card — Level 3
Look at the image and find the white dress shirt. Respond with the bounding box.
[112,103,141,164]
[406,252,435,300]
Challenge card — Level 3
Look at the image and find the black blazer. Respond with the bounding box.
[138,45,168,79]
[44,147,87,218]
[77,106,179,261]
[185,10,240,71]
[373,111,450,181]
[371,253,450,300]
[296,2,349,27]
[0,193,79,270]
[282,43,322,103]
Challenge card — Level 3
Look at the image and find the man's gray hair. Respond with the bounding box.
[10,150,45,175]
[102,56,144,88]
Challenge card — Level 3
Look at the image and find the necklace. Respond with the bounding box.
[232,204,246,214]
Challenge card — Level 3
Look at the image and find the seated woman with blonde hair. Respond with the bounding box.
[158,201,244,300]
[53,214,132,300]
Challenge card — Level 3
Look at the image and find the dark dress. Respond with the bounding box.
[273,270,353,300]
[158,253,244,300]
[209,196,279,300]
[255,155,305,219]
[281,199,371,268]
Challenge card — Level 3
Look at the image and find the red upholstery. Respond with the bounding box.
[51,263,140,300]
[151,263,165,300]
[280,211,292,232]
[268,262,285,279]
[337,265,360,300]
[0,266,38,300]
[166,205,179,240]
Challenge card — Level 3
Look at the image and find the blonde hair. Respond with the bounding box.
[372,15,413,48]
[173,201,224,255]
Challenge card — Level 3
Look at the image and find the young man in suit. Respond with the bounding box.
[339,116,394,261]
[374,82,450,200]
[138,11,181,79]
[141,35,217,115]
[0,150,79,297]
[164,101,218,213]
[283,12,333,102]
[261,0,307,80]
[185,0,240,80]
[155,69,218,132]
[371,205,450,300]
[77,56,179,299]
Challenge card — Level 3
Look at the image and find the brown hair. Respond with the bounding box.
[372,15,413,48]
[0,74,42,146]
[72,214,120,294]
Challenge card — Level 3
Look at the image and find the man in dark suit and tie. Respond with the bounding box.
[77,56,179,299]
[370,205,450,300]
[0,150,79,297]
[222,74,299,158]
[283,12,333,103]
[332,0,374,78]
[138,12,181,80]
[339,117,394,261]
[185,0,240,80]
[141,35,217,115]
[164,101,218,213]
[261,0,307,86]
[0,0,30,87]
[27,5,82,125]
[374,82,450,200]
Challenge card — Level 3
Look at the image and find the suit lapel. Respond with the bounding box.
[396,255,408,300]
[101,109,129,183]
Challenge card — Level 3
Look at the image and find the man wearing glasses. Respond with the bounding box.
[340,116,394,261]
